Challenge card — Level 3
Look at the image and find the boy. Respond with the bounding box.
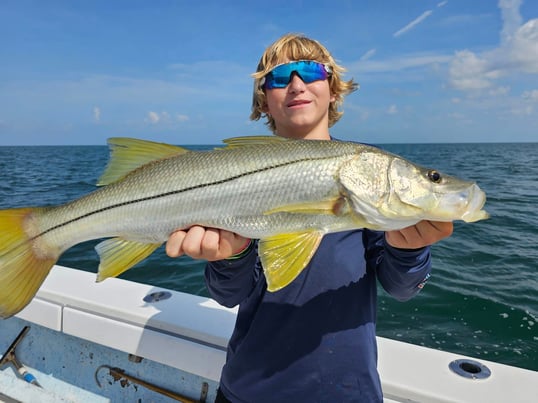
[167,33,452,402]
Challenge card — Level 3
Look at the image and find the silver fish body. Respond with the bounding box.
[36,139,358,249]
[0,136,488,318]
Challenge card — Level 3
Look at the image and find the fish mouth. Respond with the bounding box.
[461,185,489,222]
[433,183,489,223]
[456,184,489,222]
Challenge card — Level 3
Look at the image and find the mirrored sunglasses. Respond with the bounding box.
[260,60,332,89]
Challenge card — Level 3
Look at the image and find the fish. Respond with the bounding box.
[0,136,488,318]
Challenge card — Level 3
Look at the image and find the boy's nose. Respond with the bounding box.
[288,72,306,92]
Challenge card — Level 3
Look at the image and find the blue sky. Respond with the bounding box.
[1,0,537,145]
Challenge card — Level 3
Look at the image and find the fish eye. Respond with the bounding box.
[427,170,442,183]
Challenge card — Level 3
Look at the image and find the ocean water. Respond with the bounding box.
[0,142,536,372]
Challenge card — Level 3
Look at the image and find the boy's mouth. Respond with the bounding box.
[287,99,311,107]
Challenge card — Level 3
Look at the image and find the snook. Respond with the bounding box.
[0,136,488,318]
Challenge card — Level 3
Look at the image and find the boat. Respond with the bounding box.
[1,265,537,402]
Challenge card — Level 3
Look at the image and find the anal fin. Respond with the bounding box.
[95,238,161,281]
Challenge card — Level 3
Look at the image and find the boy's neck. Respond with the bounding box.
[275,124,331,141]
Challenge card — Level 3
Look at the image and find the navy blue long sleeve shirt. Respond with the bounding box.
[205,229,431,403]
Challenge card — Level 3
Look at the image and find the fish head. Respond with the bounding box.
[338,150,489,230]
[387,157,489,222]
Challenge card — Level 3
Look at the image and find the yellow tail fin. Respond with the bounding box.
[0,208,58,318]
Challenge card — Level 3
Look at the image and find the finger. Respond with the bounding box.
[386,224,425,249]
[200,228,223,260]
[219,231,249,255]
[418,220,453,243]
[180,226,207,258]
[388,221,454,249]
[165,230,187,258]
[405,222,437,248]
[203,230,249,260]
[384,230,397,247]
[429,220,454,238]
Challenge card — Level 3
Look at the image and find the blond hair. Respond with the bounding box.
[250,33,359,133]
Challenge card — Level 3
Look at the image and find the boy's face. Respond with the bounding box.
[264,64,335,140]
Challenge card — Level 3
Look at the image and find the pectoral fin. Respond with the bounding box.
[95,238,162,281]
[259,230,324,292]
[263,196,349,217]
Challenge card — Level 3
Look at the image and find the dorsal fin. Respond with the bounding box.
[221,135,289,149]
[97,137,190,186]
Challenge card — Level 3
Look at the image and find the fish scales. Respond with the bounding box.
[0,136,488,318]
[35,140,359,251]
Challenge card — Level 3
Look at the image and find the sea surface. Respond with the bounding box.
[0,141,536,372]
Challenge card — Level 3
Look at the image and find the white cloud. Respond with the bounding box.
[522,89,538,101]
[508,19,538,73]
[354,53,451,74]
[387,105,398,115]
[360,48,376,61]
[147,111,189,124]
[437,1,448,7]
[393,10,433,38]
[500,0,523,45]
[147,111,160,124]
[93,106,101,122]
[449,50,495,90]
[147,111,170,124]
[448,1,538,92]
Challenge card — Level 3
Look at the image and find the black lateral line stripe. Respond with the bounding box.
[36,154,338,239]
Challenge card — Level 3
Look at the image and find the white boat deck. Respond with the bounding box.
[4,265,538,402]
[16,265,234,383]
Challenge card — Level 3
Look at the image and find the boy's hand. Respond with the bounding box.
[166,226,250,261]
[385,220,453,249]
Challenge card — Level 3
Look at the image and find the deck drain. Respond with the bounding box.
[449,359,491,380]
[143,291,172,303]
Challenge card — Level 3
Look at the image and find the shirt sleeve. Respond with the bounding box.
[363,229,432,302]
[204,243,261,308]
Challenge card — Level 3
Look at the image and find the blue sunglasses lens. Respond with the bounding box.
[263,61,331,89]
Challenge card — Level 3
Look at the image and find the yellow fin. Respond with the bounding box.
[259,230,324,292]
[0,207,58,318]
[95,238,161,281]
[264,197,350,216]
[221,135,289,149]
[98,138,190,186]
